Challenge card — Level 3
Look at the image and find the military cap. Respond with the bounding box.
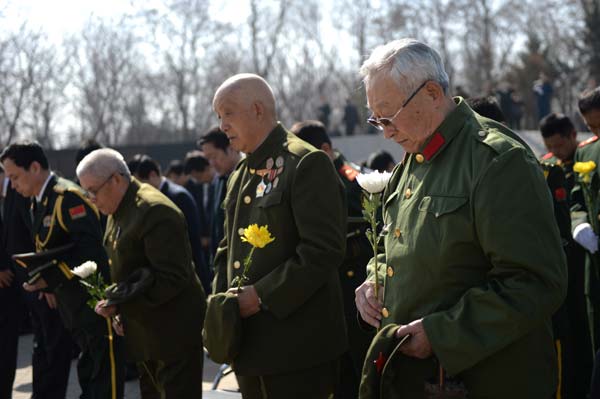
[12,243,75,285]
[359,323,437,399]
[203,291,242,364]
[104,268,154,306]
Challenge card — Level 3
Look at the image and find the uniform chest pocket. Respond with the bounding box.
[418,195,468,218]
[255,191,283,208]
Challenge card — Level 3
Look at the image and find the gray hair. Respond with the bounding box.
[360,38,450,95]
[76,148,131,180]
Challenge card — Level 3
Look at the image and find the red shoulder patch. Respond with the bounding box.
[579,135,599,147]
[68,204,87,220]
[339,164,359,182]
[554,187,567,202]
[541,152,554,160]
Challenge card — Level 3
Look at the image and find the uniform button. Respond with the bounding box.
[415,154,424,163]
[386,267,394,277]
[249,168,256,174]
[233,261,241,269]
[346,270,355,278]
[404,188,412,199]
[478,130,486,137]
[244,196,251,204]
[238,227,245,236]
[382,307,390,318]
[108,259,112,266]
[394,228,401,238]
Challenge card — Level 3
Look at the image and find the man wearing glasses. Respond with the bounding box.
[77,148,206,399]
[0,141,124,399]
[355,39,567,398]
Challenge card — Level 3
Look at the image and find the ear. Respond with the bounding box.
[424,81,444,102]
[29,161,41,174]
[320,142,332,153]
[253,101,265,119]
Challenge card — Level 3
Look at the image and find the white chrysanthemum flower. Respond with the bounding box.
[72,261,97,279]
[356,171,392,194]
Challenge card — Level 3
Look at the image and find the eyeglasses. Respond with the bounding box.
[367,80,428,131]
[84,173,115,199]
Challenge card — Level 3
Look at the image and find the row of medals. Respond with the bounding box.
[255,156,284,198]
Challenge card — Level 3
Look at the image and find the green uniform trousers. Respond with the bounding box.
[237,360,338,399]
[137,344,204,399]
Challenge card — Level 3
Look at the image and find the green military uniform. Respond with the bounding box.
[541,153,593,399]
[104,178,206,398]
[30,174,124,399]
[211,123,347,398]
[333,152,375,398]
[572,135,600,357]
[360,98,567,398]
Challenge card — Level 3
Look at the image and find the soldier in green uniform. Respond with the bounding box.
[76,148,206,399]
[354,39,567,398]
[570,86,600,397]
[0,141,124,399]
[208,74,347,399]
[291,120,374,399]
[538,113,593,398]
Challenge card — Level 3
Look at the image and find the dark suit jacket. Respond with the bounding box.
[160,179,211,292]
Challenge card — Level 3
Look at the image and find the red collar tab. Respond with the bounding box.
[422,132,446,161]
[374,351,386,374]
[541,152,554,160]
[579,135,598,147]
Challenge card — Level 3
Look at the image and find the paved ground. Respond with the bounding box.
[13,334,239,398]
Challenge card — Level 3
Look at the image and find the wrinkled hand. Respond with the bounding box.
[39,292,57,309]
[573,223,599,253]
[95,299,117,318]
[227,285,261,318]
[112,316,125,336]
[395,319,432,359]
[0,269,14,288]
[355,280,383,328]
[23,277,48,292]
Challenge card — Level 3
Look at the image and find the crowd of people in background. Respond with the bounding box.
[1,36,600,399]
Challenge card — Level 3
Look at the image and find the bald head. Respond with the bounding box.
[213,73,277,117]
[212,74,279,153]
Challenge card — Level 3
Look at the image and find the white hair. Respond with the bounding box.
[76,148,131,180]
[360,38,450,95]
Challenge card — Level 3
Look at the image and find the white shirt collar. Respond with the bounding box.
[36,172,54,203]
[2,177,8,197]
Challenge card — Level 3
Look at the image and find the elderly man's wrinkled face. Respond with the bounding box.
[366,74,434,153]
[78,172,119,215]
[214,94,259,154]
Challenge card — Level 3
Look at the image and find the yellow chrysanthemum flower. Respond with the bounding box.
[574,161,597,183]
[240,224,275,248]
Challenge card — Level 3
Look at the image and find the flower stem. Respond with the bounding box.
[237,247,256,291]
[370,193,380,326]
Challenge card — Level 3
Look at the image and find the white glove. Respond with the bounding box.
[573,223,599,253]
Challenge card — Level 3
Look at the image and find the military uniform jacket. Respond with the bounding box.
[367,99,567,398]
[213,123,348,376]
[105,179,206,362]
[32,175,109,330]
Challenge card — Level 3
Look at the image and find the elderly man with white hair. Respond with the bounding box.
[76,148,206,399]
[354,39,567,398]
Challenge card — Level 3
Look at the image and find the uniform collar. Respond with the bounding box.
[159,177,167,191]
[36,172,55,203]
[414,97,470,163]
[246,123,287,170]
[113,177,139,221]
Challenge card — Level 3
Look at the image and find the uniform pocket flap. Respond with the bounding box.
[255,191,283,208]
[418,195,468,217]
